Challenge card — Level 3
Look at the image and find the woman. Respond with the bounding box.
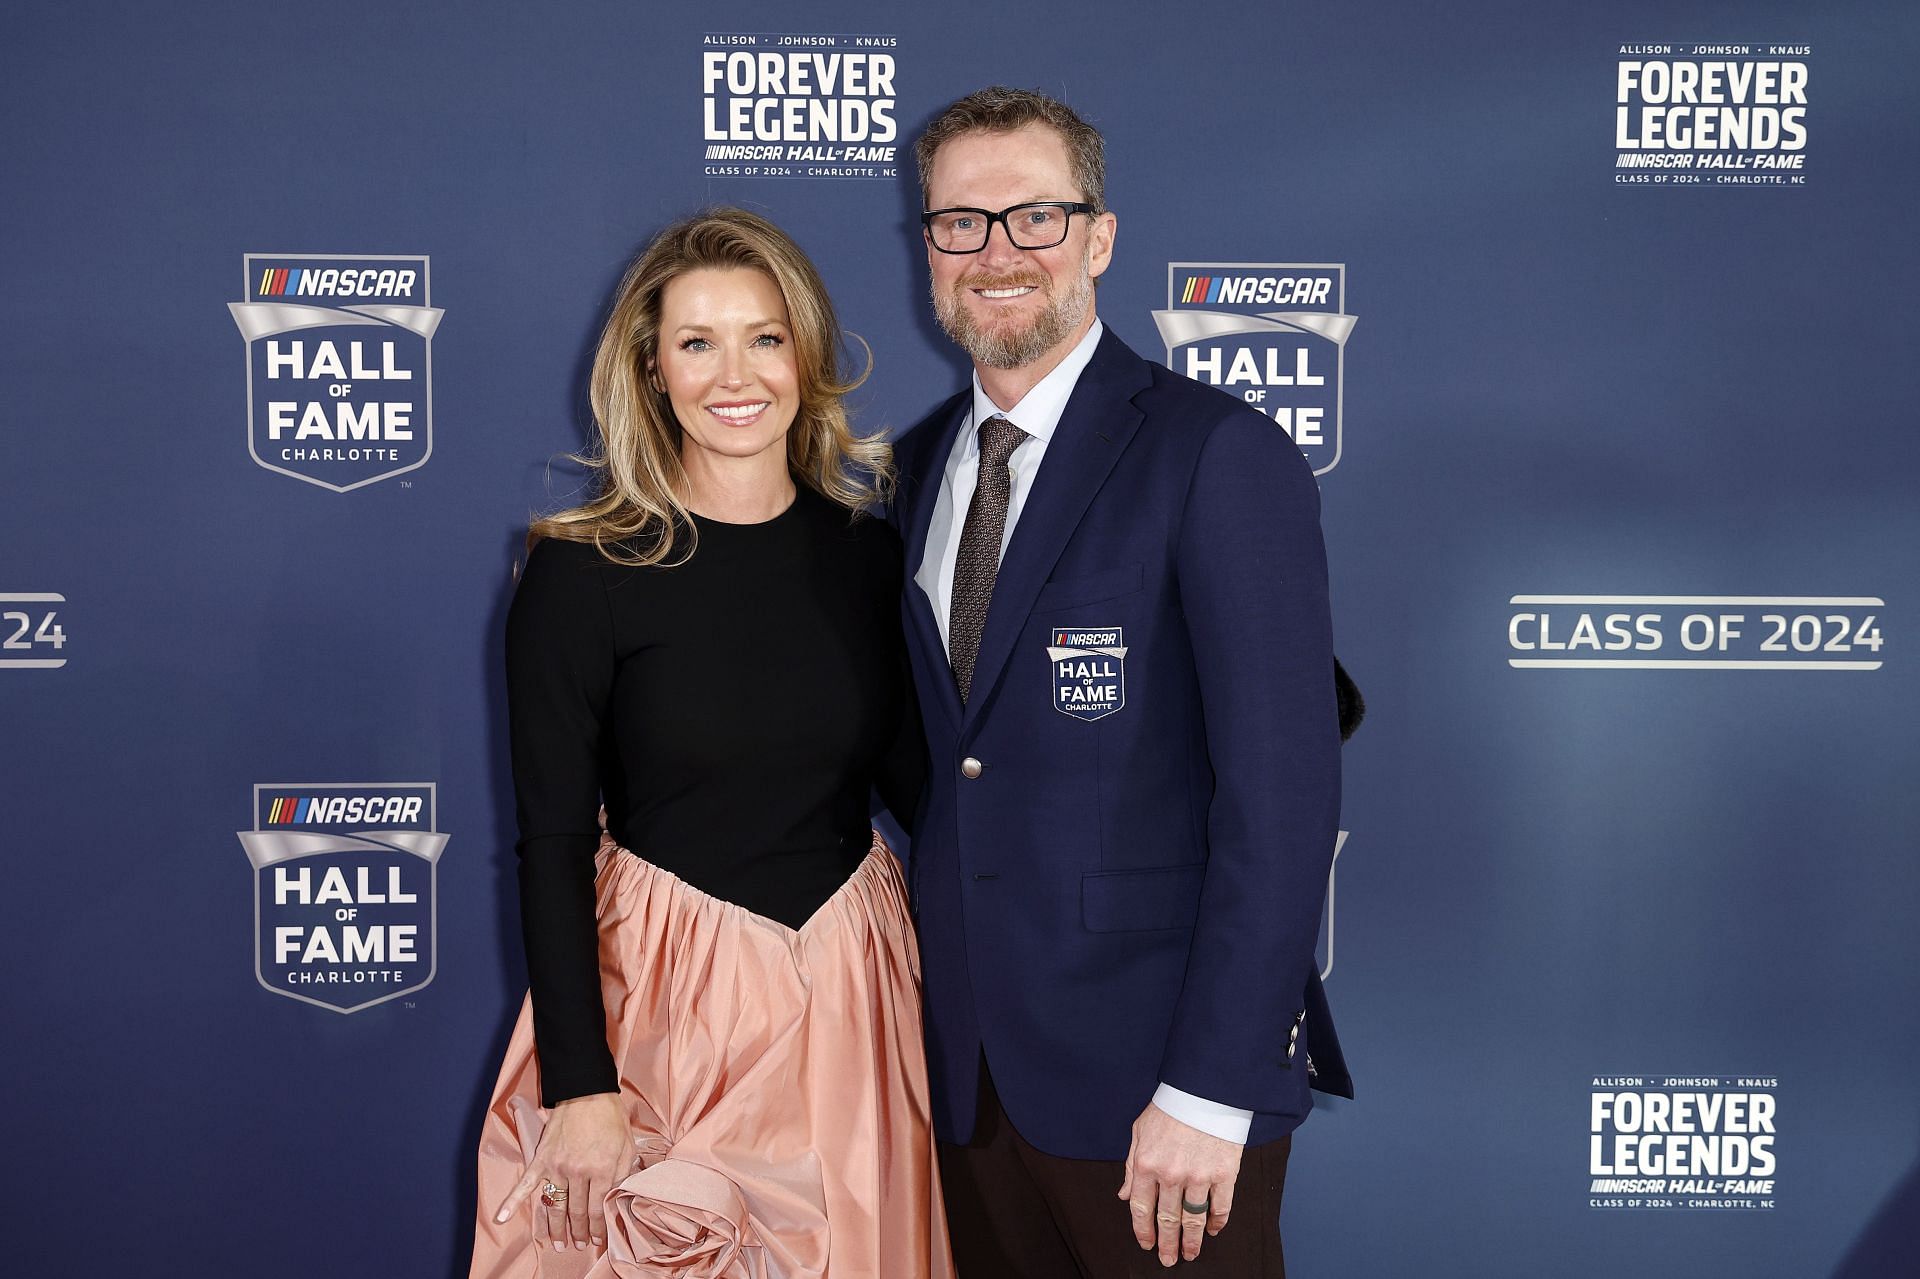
[470,208,950,1278]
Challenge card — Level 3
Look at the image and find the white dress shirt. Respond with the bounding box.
[911,318,1255,1146]
[913,320,1103,654]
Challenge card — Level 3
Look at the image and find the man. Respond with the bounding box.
[893,87,1351,1277]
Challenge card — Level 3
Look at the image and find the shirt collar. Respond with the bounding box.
[965,318,1104,454]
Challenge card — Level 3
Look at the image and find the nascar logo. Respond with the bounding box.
[253,265,419,298]
[1153,262,1357,476]
[1177,274,1333,307]
[263,793,426,826]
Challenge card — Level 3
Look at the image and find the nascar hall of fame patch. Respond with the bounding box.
[700,32,900,178]
[1047,627,1126,721]
[1614,44,1810,186]
[1153,264,1356,475]
[1589,1075,1780,1210]
[228,255,444,492]
[238,782,447,1013]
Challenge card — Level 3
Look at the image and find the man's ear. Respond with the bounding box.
[1087,210,1118,281]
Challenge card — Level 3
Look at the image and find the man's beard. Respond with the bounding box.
[932,247,1094,370]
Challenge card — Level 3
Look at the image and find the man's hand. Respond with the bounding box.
[1118,1101,1242,1266]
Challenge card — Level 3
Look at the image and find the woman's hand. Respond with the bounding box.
[493,1091,631,1252]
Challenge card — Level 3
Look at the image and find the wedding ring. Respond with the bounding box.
[540,1181,569,1207]
[1182,1197,1209,1214]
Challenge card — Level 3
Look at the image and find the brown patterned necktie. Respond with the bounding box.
[949,414,1029,703]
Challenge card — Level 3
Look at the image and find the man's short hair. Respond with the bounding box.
[915,86,1106,212]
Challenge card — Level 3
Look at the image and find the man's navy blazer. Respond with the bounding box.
[894,327,1352,1162]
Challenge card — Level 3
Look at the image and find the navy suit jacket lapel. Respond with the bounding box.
[962,329,1150,729]
[902,391,969,731]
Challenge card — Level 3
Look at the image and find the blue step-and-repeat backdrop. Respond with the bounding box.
[4,2,1915,1275]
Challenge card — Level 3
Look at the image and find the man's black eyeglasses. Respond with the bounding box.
[921,202,1099,254]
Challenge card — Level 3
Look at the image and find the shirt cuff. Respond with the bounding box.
[1152,1083,1253,1145]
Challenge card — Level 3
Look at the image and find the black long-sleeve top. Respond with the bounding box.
[505,486,924,1105]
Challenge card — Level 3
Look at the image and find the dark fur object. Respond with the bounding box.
[1335,658,1365,742]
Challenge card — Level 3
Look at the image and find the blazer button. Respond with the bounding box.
[960,757,984,779]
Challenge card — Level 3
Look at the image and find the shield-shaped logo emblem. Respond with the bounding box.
[1048,626,1127,721]
[1152,263,1357,475]
[229,255,443,492]
[238,782,447,1013]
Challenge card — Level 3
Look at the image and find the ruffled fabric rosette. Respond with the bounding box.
[604,1159,771,1278]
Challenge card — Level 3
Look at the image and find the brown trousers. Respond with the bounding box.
[938,1061,1291,1278]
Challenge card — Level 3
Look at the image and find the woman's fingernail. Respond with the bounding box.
[552,1241,565,1252]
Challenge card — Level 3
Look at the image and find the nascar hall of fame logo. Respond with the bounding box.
[1589,1075,1779,1210]
[700,32,900,178]
[1153,264,1357,475]
[1047,627,1126,721]
[1614,44,1810,186]
[237,782,447,1013]
[228,255,444,492]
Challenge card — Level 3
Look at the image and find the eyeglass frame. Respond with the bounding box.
[920,201,1101,254]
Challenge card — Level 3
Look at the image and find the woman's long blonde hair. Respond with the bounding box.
[532,207,889,564]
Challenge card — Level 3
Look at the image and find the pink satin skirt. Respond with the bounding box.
[470,832,953,1278]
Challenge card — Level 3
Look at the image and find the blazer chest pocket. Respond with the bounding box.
[1034,562,1143,611]
[1081,864,1204,933]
